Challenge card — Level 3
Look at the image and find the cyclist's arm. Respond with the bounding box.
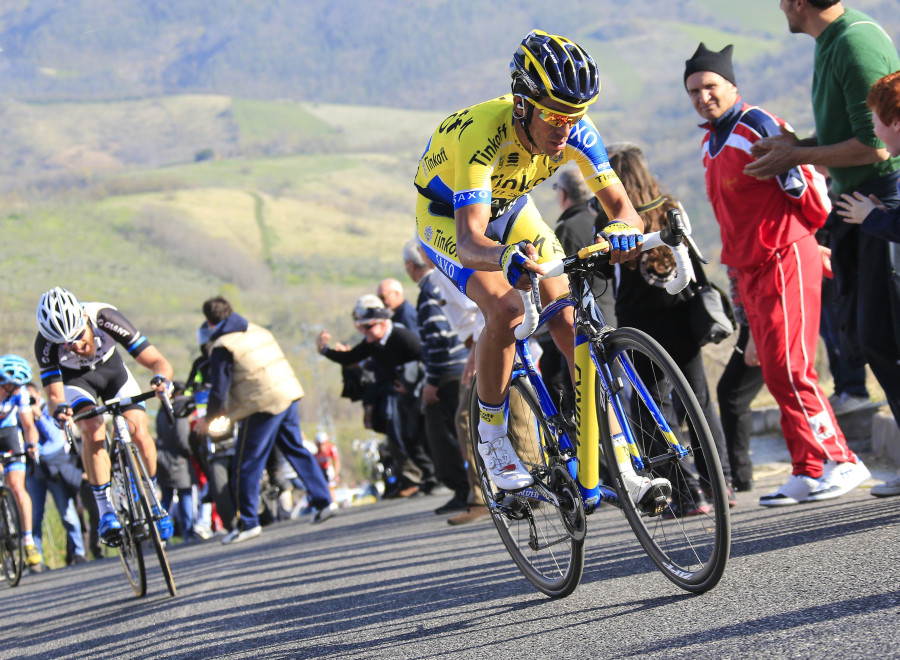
[593,181,644,265]
[134,345,174,382]
[44,381,67,417]
[17,406,39,451]
[455,205,544,286]
[455,204,507,270]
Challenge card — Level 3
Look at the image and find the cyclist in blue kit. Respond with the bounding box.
[0,354,42,569]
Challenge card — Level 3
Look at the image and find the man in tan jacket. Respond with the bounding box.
[195,296,335,544]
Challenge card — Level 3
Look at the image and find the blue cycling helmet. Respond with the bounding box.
[510,30,601,109]
[0,354,32,386]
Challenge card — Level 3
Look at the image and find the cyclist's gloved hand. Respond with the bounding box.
[599,221,643,253]
[53,403,71,428]
[500,241,532,289]
[150,374,172,396]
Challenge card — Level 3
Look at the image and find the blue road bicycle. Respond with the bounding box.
[469,210,731,598]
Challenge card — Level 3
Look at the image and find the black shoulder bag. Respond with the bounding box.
[688,254,735,346]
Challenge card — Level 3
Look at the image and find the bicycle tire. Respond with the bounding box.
[469,375,585,598]
[596,327,730,593]
[0,488,23,587]
[110,449,146,597]
[125,444,177,597]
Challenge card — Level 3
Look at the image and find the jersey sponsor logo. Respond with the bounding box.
[423,146,448,173]
[469,123,508,167]
[569,121,600,150]
[439,109,475,140]
[594,170,618,189]
[100,319,131,339]
[433,253,457,279]
[492,173,550,196]
[453,189,491,207]
[429,227,458,258]
[529,232,564,259]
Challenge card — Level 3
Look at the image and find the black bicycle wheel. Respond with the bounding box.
[469,375,585,598]
[596,327,730,593]
[125,444,177,597]
[0,488,23,587]
[110,450,146,597]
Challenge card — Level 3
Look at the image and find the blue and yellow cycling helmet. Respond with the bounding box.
[510,29,601,109]
[0,354,32,386]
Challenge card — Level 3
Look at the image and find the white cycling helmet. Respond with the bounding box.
[36,287,86,344]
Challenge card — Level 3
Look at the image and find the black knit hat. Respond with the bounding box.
[684,43,736,88]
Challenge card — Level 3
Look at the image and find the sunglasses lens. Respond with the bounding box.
[539,111,583,127]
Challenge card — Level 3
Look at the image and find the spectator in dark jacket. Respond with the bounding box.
[377,278,419,335]
[317,295,437,498]
[403,239,471,514]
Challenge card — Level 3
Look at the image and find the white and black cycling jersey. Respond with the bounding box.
[34,303,152,385]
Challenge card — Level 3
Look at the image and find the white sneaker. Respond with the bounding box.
[808,460,871,501]
[871,475,900,497]
[478,436,534,491]
[310,502,338,525]
[221,525,262,545]
[759,474,820,507]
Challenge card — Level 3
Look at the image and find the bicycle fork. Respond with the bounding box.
[113,417,165,520]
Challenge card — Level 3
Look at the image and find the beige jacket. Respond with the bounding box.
[211,322,304,421]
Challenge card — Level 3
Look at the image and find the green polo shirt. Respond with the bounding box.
[812,7,900,197]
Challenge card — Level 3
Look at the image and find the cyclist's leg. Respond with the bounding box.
[417,198,531,489]
[124,408,157,479]
[503,197,575,381]
[0,428,35,548]
[24,471,47,553]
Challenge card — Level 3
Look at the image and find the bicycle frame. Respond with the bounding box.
[513,271,690,512]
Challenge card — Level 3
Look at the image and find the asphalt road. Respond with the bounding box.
[2,455,898,660]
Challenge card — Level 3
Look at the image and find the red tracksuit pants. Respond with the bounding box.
[738,234,858,478]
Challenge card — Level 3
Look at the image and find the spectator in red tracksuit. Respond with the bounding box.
[684,43,870,507]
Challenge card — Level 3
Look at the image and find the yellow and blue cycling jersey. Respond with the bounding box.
[414,95,619,294]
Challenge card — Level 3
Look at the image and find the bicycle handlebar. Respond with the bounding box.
[514,208,699,340]
[70,389,176,424]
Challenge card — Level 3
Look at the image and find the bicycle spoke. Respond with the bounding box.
[598,327,730,593]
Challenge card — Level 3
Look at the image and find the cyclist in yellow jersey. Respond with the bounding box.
[415,30,644,491]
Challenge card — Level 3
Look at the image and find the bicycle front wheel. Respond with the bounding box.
[110,449,146,597]
[597,327,730,593]
[0,488,23,587]
[125,444,177,597]
[469,375,585,598]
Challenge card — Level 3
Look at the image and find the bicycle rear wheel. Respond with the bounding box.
[0,488,23,587]
[110,451,146,597]
[596,327,730,593]
[469,375,585,598]
[125,444,177,597]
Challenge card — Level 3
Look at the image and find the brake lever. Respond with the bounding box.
[665,208,708,265]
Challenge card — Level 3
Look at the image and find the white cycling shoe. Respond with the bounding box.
[478,436,534,491]
[621,472,672,514]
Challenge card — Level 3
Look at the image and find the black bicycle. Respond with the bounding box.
[0,452,25,587]
[67,391,177,597]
